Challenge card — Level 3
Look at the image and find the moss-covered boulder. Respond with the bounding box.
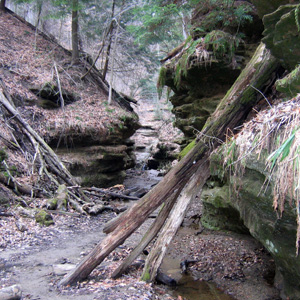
[262,4,300,71]
[276,65,300,97]
[35,210,54,226]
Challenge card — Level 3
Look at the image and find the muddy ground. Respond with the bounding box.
[0,170,282,300]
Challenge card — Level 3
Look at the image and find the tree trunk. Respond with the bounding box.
[141,159,210,282]
[71,0,79,64]
[102,0,115,81]
[111,191,177,279]
[58,43,280,286]
[0,0,6,11]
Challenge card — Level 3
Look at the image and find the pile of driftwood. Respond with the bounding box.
[0,43,280,287]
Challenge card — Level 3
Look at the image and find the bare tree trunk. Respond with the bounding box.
[141,159,210,281]
[111,191,177,279]
[102,0,115,81]
[71,0,79,64]
[0,0,6,11]
[58,43,280,286]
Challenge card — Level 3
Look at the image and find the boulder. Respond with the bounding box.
[57,144,135,187]
[262,4,300,71]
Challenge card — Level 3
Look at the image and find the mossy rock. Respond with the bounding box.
[251,0,291,18]
[35,210,54,226]
[276,65,300,98]
[201,184,249,233]
[262,4,300,70]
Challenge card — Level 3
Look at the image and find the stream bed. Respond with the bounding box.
[161,256,235,300]
[124,167,281,300]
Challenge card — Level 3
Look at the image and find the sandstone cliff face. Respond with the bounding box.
[203,97,300,299]
[160,2,263,143]
[0,11,140,189]
[165,1,300,298]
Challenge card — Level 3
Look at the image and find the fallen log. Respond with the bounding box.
[84,187,139,201]
[0,87,88,212]
[141,158,210,282]
[58,43,280,286]
[111,194,177,279]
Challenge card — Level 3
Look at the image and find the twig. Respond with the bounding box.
[54,62,65,110]
[250,85,272,108]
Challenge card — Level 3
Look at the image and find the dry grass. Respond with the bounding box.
[220,95,300,252]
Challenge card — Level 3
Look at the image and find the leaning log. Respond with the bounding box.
[58,43,280,286]
[141,159,210,282]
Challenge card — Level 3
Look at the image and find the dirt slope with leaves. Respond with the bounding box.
[0,9,140,194]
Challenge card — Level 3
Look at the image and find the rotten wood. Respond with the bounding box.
[58,43,280,286]
[84,187,139,201]
[0,173,38,197]
[111,195,176,279]
[141,159,210,282]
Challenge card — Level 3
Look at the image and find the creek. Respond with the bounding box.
[123,107,237,300]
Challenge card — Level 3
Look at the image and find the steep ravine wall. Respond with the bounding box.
[164,1,300,298]
[202,98,300,299]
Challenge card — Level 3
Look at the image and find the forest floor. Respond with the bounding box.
[0,174,282,300]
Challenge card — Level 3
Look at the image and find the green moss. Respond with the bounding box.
[276,65,300,98]
[46,198,58,210]
[35,210,54,226]
[141,268,151,282]
[157,67,167,98]
[178,139,196,160]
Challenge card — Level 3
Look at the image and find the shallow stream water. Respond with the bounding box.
[124,168,236,300]
[161,256,235,300]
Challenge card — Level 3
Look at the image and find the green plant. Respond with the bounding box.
[267,129,297,170]
[204,30,241,61]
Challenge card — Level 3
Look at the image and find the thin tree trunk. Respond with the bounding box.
[102,0,116,81]
[71,0,79,64]
[0,0,5,11]
[58,43,280,286]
